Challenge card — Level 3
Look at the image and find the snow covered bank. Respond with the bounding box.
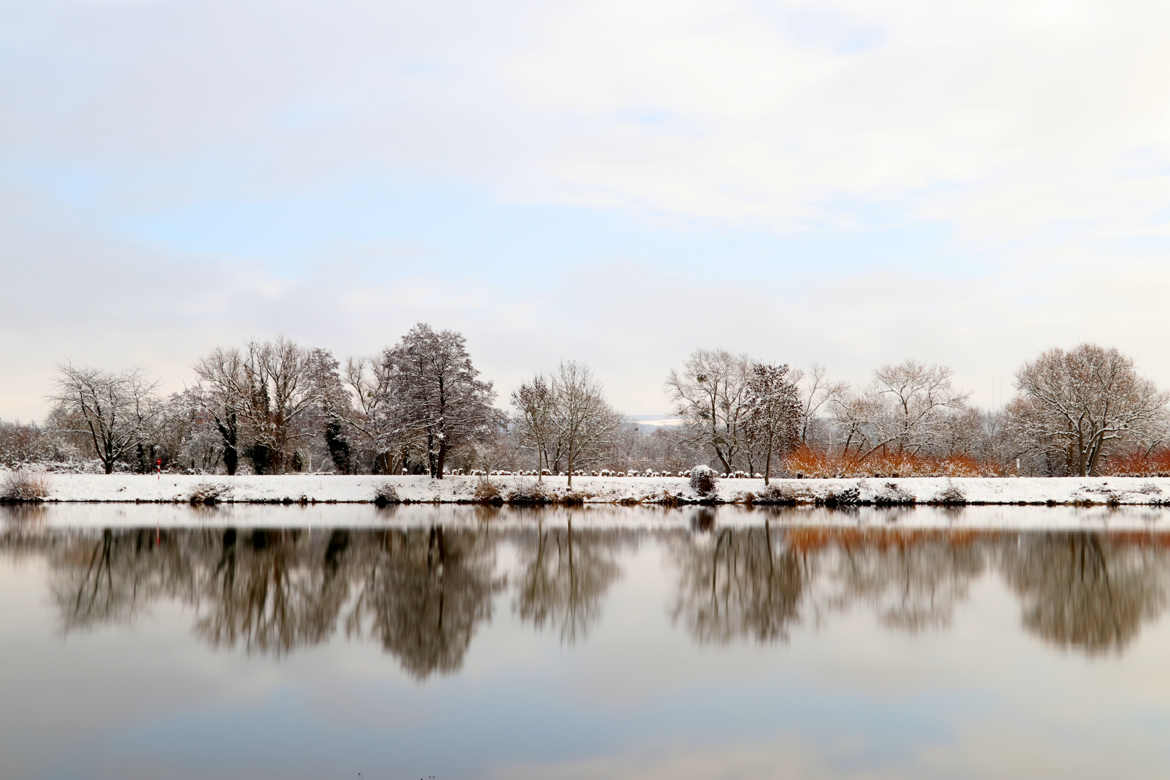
[7,473,1170,506]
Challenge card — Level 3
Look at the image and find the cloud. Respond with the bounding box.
[2,0,1169,420]
[5,0,1168,232]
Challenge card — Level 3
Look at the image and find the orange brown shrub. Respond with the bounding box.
[782,446,1006,478]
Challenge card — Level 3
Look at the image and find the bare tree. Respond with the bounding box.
[551,361,621,488]
[743,363,802,484]
[863,360,967,460]
[792,364,847,446]
[511,374,556,480]
[1008,344,1168,476]
[831,391,883,461]
[382,323,496,479]
[666,349,751,473]
[50,366,160,473]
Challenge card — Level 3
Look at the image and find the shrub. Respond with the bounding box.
[820,485,860,507]
[1104,449,1170,477]
[935,484,967,506]
[506,482,551,505]
[783,445,1005,478]
[188,482,230,505]
[373,483,401,507]
[753,484,798,506]
[658,490,683,507]
[561,491,586,506]
[689,465,718,497]
[873,481,916,507]
[474,477,503,505]
[1,470,49,503]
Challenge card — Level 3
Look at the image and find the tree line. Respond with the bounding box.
[1,326,1167,478]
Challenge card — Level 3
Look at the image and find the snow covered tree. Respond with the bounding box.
[152,389,224,473]
[511,374,556,480]
[550,361,621,488]
[830,390,884,461]
[194,339,329,474]
[666,349,752,473]
[743,363,801,484]
[382,323,496,479]
[193,348,247,474]
[1008,344,1168,476]
[869,361,967,458]
[304,348,352,473]
[342,356,400,473]
[50,365,161,474]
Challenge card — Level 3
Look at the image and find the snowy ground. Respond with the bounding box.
[8,473,1170,506]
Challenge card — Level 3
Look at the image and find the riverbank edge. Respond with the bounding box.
[5,474,1170,508]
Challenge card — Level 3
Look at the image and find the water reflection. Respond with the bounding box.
[6,510,1170,670]
[1000,532,1169,654]
[669,521,804,643]
[513,516,621,644]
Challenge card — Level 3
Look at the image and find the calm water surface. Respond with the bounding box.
[3,505,1170,779]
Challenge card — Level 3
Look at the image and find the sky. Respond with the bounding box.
[2,0,1169,422]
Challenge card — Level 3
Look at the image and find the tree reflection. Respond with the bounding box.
[194,528,347,655]
[36,525,504,678]
[820,529,986,631]
[346,527,504,679]
[1000,532,1169,655]
[669,520,805,643]
[49,527,203,631]
[13,520,1170,664]
[513,516,620,644]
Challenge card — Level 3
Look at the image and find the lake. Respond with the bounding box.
[3,504,1169,779]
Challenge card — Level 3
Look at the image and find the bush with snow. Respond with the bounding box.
[373,483,400,507]
[1,470,49,503]
[874,481,916,507]
[753,483,798,505]
[474,477,503,504]
[821,485,860,507]
[188,482,230,505]
[689,465,718,496]
[935,484,967,505]
[507,482,551,505]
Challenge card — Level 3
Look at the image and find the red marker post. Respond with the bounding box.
[156,458,161,480]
